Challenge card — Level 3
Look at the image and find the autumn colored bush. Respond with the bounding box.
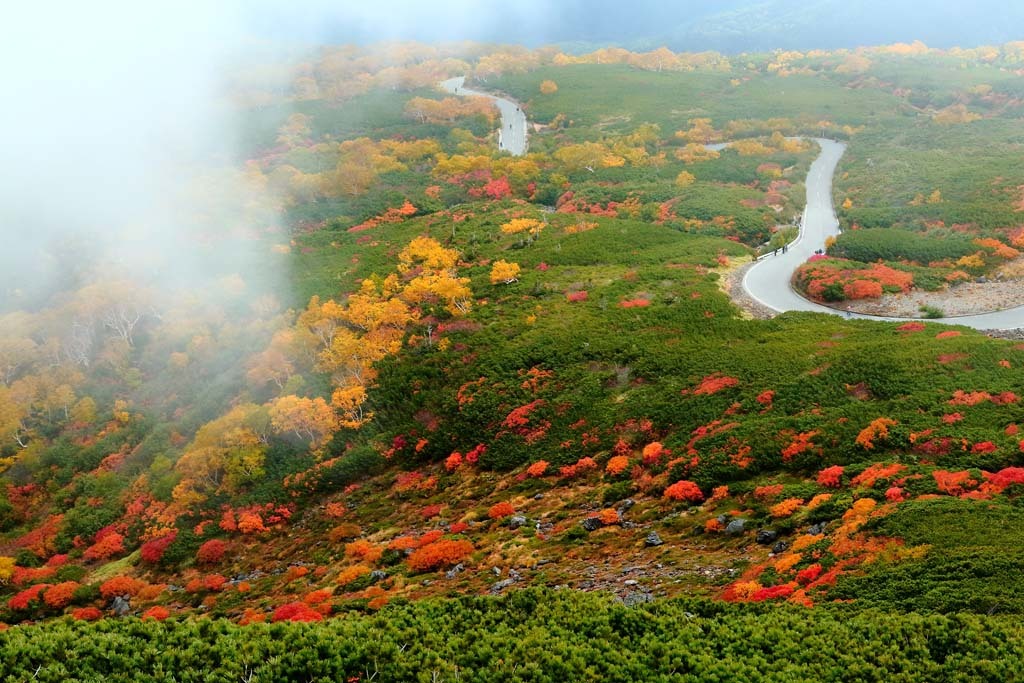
[417,530,445,547]
[100,576,146,599]
[445,452,463,472]
[488,502,516,520]
[197,539,229,565]
[597,508,621,526]
[237,512,267,534]
[449,521,469,534]
[272,602,324,622]
[526,460,549,477]
[753,484,784,500]
[855,417,898,450]
[407,539,474,572]
[8,584,49,611]
[345,540,383,564]
[203,574,228,592]
[70,606,102,621]
[566,291,588,302]
[692,373,740,396]
[42,581,80,609]
[664,480,704,503]
[605,456,630,476]
[142,606,170,621]
[140,532,177,564]
[817,466,845,488]
[337,565,371,587]
[82,531,125,562]
[559,457,598,479]
[851,463,905,488]
[769,498,803,518]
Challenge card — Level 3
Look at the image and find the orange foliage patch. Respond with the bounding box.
[407,539,474,572]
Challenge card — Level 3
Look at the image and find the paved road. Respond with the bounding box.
[741,138,1024,330]
[440,76,528,156]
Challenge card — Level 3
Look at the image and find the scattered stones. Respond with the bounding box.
[370,570,388,583]
[445,564,464,580]
[581,517,602,532]
[617,499,636,513]
[621,591,653,607]
[808,522,827,535]
[645,531,664,547]
[490,578,516,594]
[756,529,778,545]
[771,541,789,555]
[725,518,747,535]
[509,515,528,530]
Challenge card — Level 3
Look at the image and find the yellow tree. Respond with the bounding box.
[675,171,696,189]
[539,80,558,94]
[490,260,521,284]
[268,395,338,449]
[173,403,270,505]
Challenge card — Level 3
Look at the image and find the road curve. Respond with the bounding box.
[440,76,528,156]
[742,138,1024,330]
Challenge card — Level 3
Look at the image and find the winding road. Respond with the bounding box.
[440,78,1024,330]
[742,138,1024,330]
[440,76,528,156]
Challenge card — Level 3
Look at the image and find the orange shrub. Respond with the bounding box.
[83,532,125,562]
[769,498,803,518]
[753,484,784,500]
[387,535,418,551]
[42,581,79,609]
[237,512,267,534]
[203,574,227,592]
[605,456,629,475]
[407,539,474,572]
[283,565,310,582]
[304,589,333,606]
[345,540,383,563]
[664,480,704,503]
[416,530,444,547]
[100,576,146,599]
[642,442,665,464]
[324,502,347,518]
[337,565,371,587]
[487,502,516,520]
[597,508,620,526]
[526,460,549,477]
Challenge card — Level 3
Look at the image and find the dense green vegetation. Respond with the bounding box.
[4,590,1024,682]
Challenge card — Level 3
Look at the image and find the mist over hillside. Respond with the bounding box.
[246,0,1024,53]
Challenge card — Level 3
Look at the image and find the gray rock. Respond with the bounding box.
[581,517,602,532]
[492,566,502,576]
[618,499,636,513]
[771,541,789,555]
[509,515,528,530]
[370,570,388,583]
[621,591,653,607]
[624,579,638,586]
[533,493,544,500]
[645,531,664,547]
[725,518,747,535]
[808,522,827,535]
[111,596,131,617]
[716,514,728,525]
[445,564,464,579]
[490,578,516,594]
[509,569,522,580]
[756,529,778,545]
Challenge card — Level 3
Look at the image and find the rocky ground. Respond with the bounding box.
[842,278,1024,319]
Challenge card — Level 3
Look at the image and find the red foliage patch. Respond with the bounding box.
[664,480,704,503]
[407,539,474,572]
[197,539,229,565]
[272,602,324,622]
[140,531,177,564]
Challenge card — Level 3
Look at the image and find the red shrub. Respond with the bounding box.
[749,583,796,601]
[8,583,49,610]
[140,531,177,564]
[692,373,740,396]
[142,606,170,621]
[526,460,549,477]
[203,574,227,592]
[197,539,229,565]
[445,452,463,472]
[272,602,324,622]
[817,466,844,488]
[796,564,823,585]
[417,530,445,548]
[71,607,103,621]
[566,291,588,302]
[83,532,125,562]
[449,521,469,534]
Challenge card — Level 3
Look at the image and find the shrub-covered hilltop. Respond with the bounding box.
[5,40,1024,675]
